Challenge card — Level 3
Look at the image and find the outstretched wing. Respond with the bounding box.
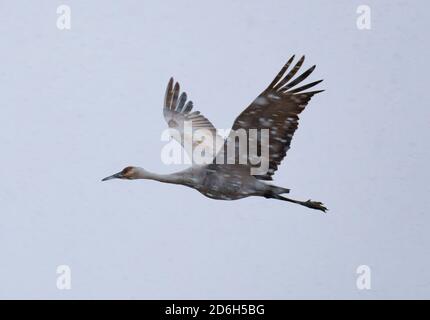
[163,78,224,163]
[216,55,324,180]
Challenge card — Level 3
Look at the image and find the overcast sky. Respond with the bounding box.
[0,0,429,299]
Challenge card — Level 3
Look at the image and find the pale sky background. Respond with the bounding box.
[0,0,429,299]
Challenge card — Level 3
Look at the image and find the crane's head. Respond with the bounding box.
[102,166,140,181]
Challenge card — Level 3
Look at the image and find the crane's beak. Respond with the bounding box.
[102,172,123,181]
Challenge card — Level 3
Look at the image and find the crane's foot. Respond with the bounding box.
[303,200,328,213]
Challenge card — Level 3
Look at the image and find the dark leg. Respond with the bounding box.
[268,194,328,212]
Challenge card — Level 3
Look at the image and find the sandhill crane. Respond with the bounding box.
[102,55,327,212]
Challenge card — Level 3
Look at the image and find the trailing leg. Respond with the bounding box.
[267,193,328,212]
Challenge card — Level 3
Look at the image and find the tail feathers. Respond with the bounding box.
[270,186,290,194]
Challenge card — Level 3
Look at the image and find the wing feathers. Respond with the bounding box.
[267,55,295,89]
[281,65,316,91]
[273,55,305,90]
[177,92,187,112]
[287,80,324,94]
[164,78,194,114]
[164,77,174,110]
[183,101,193,113]
[171,83,180,110]
[217,56,324,180]
[162,78,223,163]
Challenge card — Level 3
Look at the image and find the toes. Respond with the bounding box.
[306,200,328,213]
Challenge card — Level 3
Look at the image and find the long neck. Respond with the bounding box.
[135,168,185,185]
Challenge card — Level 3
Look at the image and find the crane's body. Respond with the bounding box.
[176,164,278,200]
[102,56,328,212]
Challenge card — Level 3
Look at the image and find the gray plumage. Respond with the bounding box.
[102,56,327,212]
